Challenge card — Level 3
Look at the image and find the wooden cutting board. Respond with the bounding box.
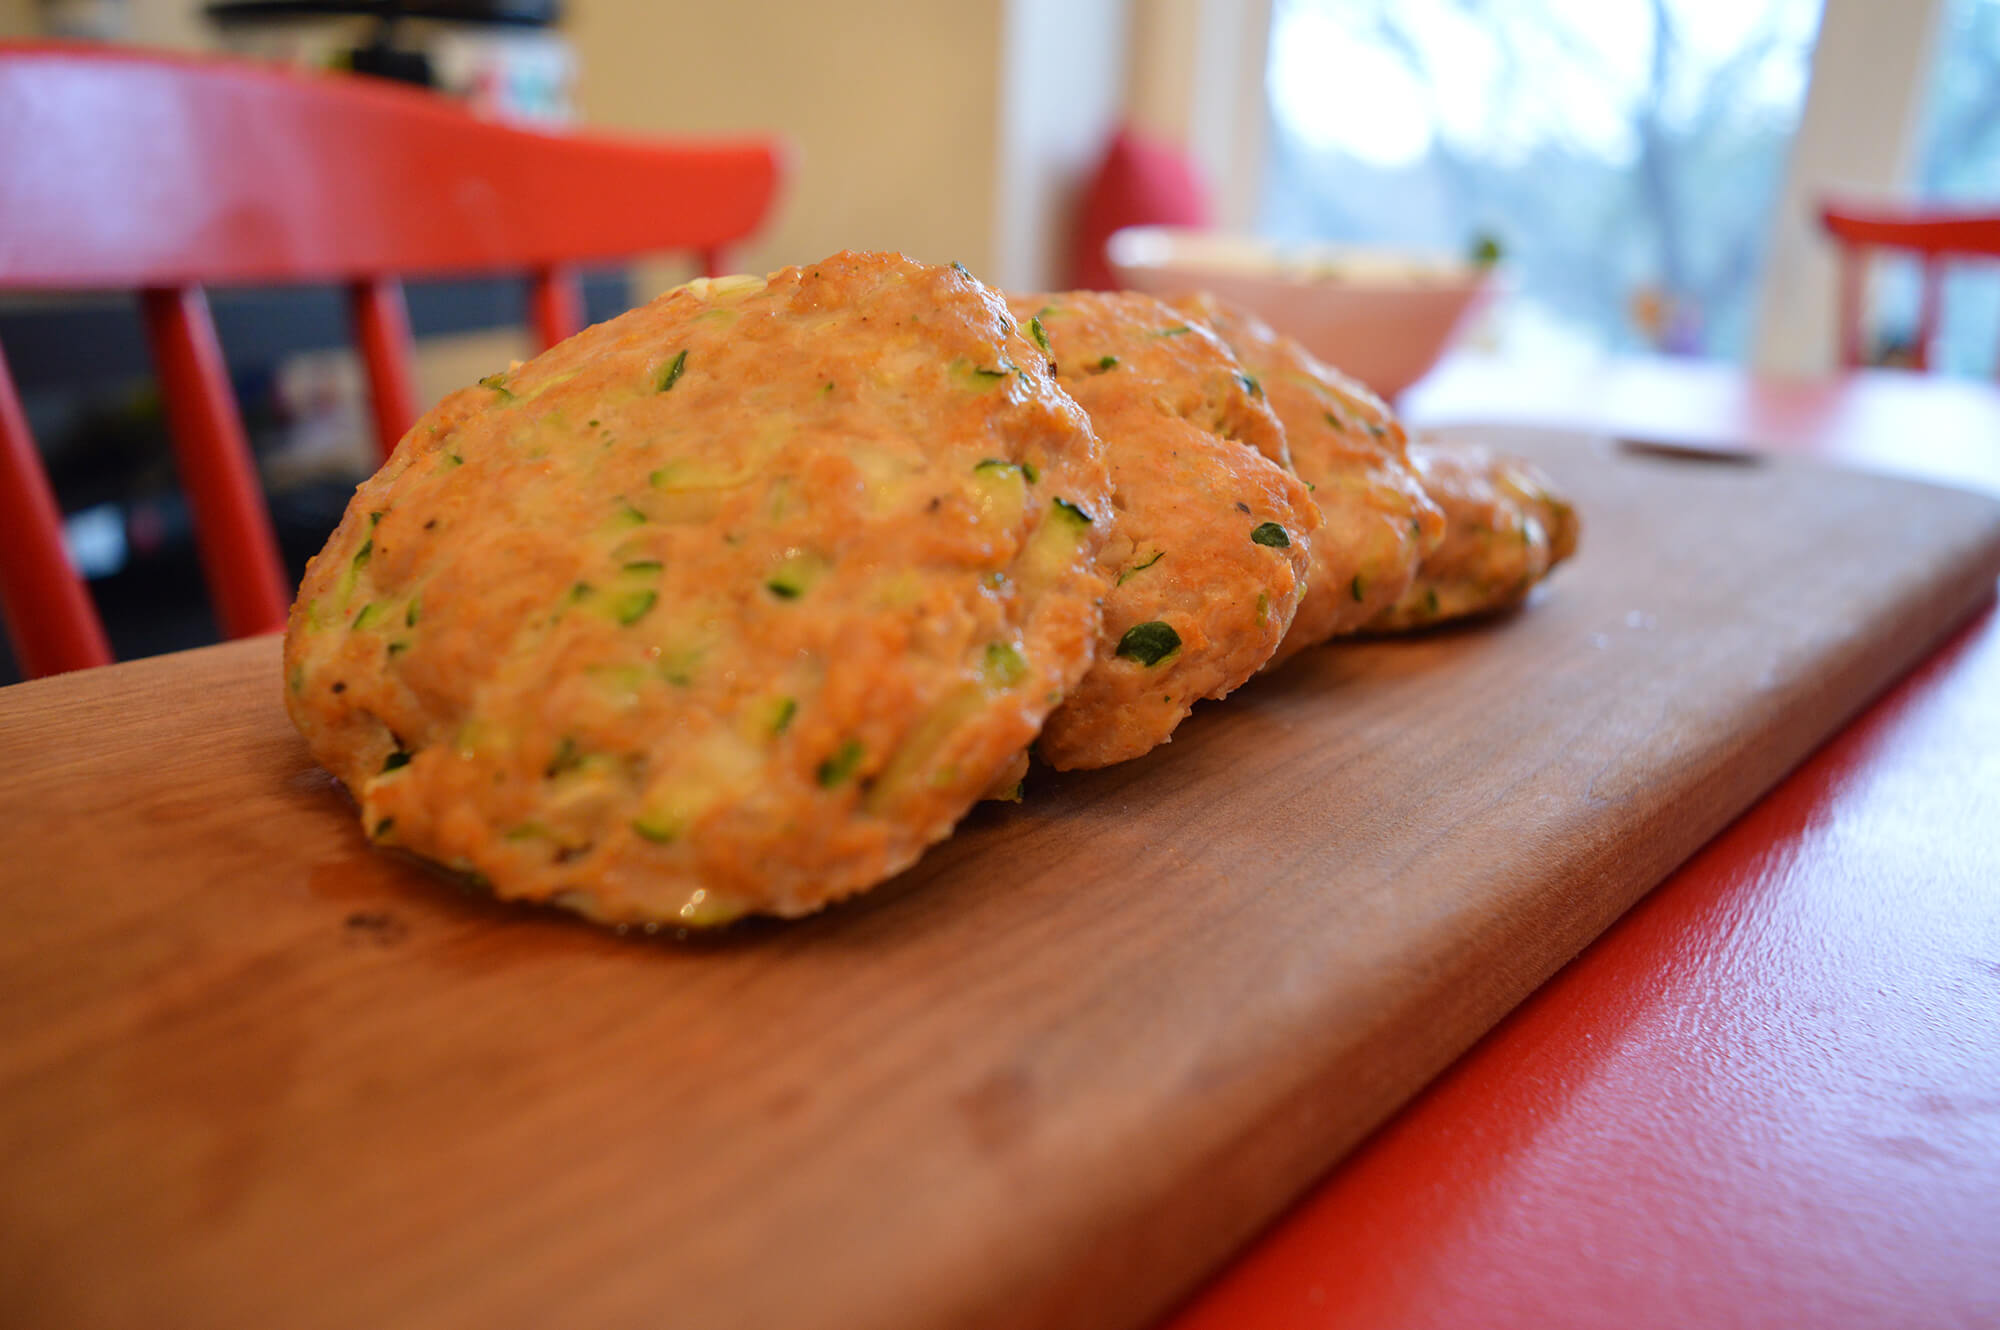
[4,432,1998,1330]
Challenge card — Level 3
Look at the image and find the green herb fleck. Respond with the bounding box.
[1154,325,1193,337]
[622,559,664,573]
[1029,316,1050,353]
[765,550,828,600]
[568,581,595,604]
[1022,460,1039,483]
[1052,496,1093,526]
[405,598,420,628]
[372,817,395,839]
[612,498,648,528]
[1117,551,1164,586]
[770,696,797,736]
[1365,421,1388,439]
[1351,574,1366,602]
[954,356,1017,390]
[1256,592,1269,626]
[1424,587,1441,616]
[612,589,658,625]
[1094,354,1119,372]
[1116,621,1182,667]
[386,640,410,656]
[1238,371,1263,398]
[352,602,383,630]
[657,349,689,392]
[817,739,865,788]
[381,750,412,774]
[352,539,373,570]
[1250,522,1290,548]
[478,371,514,399]
[951,260,973,279]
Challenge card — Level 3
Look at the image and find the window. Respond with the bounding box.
[1262,0,1825,363]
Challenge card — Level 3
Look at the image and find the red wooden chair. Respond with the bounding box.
[1819,201,2000,373]
[0,42,785,679]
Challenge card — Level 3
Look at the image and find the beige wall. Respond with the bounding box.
[571,0,1007,287]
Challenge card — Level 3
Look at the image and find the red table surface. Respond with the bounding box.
[1160,355,2000,1330]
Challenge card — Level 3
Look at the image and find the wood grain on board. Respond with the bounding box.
[3,432,1998,1330]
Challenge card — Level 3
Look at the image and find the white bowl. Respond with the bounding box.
[1105,226,1496,401]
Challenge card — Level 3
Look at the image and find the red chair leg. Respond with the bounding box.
[139,285,290,640]
[1835,249,1866,371]
[530,263,584,350]
[0,344,112,677]
[700,245,730,279]
[1916,257,1942,374]
[350,276,419,462]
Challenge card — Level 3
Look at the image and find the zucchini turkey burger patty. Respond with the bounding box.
[285,252,1113,926]
[1008,290,1317,770]
[1367,439,1579,631]
[1170,292,1444,666]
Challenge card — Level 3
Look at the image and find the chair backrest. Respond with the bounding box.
[0,42,785,679]
[1818,201,2000,374]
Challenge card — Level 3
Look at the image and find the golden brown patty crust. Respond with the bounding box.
[1171,292,1443,665]
[1009,290,1317,770]
[1367,439,1579,631]
[285,252,1113,925]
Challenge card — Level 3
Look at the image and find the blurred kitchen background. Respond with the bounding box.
[0,0,1991,681]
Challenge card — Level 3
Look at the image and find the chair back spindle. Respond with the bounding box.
[350,276,421,462]
[530,264,585,351]
[139,283,293,639]
[0,348,113,676]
